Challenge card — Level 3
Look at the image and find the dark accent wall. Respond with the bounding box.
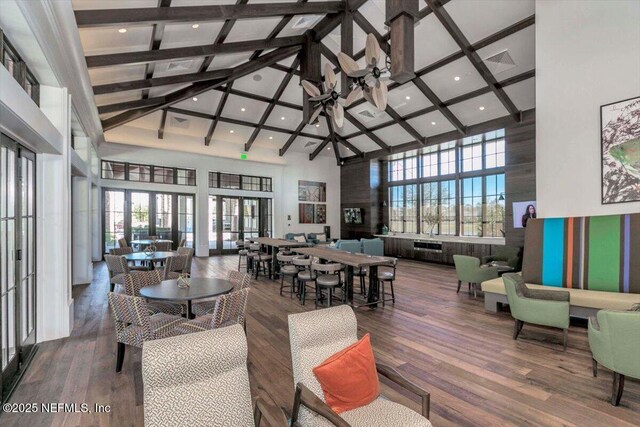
[340,159,381,239]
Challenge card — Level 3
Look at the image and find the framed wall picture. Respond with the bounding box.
[314,204,326,224]
[299,203,315,224]
[601,96,640,204]
[298,180,326,202]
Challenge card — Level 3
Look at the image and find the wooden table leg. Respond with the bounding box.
[367,266,379,309]
[272,246,279,280]
[345,266,354,305]
[187,300,193,319]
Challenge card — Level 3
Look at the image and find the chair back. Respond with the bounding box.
[227,270,251,290]
[176,247,194,274]
[249,243,261,251]
[164,254,189,279]
[178,238,186,247]
[336,240,361,254]
[277,253,295,264]
[361,238,384,256]
[378,258,397,278]
[453,255,481,283]
[154,241,172,251]
[292,257,312,268]
[105,255,129,276]
[110,247,133,255]
[503,273,526,313]
[118,238,129,248]
[107,292,152,341]
[142,326,254,427]
[311,262,343,274]
[593,310,640,378]
[288,306,358,426]
[123,270,163,297]
[210,288,250,329]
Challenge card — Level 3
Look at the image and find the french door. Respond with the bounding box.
[1,133,36,402]
[208,195,273,255]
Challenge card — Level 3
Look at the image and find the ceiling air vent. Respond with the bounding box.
[167,60,193,72]
[483,49,516,75]
[171,116,190,129]
[291,15,322,29]
[355,104,384,122]
[304,141,317,148]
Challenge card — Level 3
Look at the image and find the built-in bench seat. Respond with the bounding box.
[482,276,640,318]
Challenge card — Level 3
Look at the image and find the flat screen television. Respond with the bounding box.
[343,208,363,224]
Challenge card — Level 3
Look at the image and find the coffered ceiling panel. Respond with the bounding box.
[79,26,154,55]
[173,89,223,115]
[448,92,509,126]
[160,22,224,49]
[264,105,303,130]
[503,77,535,112]
[476,25,535,82]
[222,94,269,121]
[414,14,460,71]
[279,77,304,106]
[347,134,384,153]
[407,110,457,138]
[166,110,211,137]
[224,17,282,43]
[386,82,433,116]
[373,124,415,146]
[421,56,486,102]
[89,64,146,85]
[233,67,287,98]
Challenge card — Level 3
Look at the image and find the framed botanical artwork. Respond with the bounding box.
[298,180,326,202]
[299,203,315,224]
[601,96,640,204]
[314,204,326,224]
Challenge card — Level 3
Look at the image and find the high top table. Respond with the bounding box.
[292,246,396,309]
[249,237,312,278]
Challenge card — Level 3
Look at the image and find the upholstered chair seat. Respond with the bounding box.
[192,271,250,317]
[316,274,340,286]
[281,264,298,274]
[175,288,249,335]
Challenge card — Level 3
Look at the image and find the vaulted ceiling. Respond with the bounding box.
[73,0,535,163]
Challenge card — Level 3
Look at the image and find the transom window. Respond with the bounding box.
[209,172,273,192]
[101,160,196,186]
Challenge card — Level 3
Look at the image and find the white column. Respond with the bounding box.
[72,176,92,284]
[91,185,102,262]
[195,168,209,257]
[37,86,73,341]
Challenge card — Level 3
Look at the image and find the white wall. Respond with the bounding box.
[535,0,640,217]
[99,143,341,256]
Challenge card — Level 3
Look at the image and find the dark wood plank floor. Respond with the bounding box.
[3,256,639,426]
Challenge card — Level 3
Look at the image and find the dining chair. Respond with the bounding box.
[288,306,432,427]
[178,238,186,247]
[154,241,172,252]
[192,271,251,317]
[293,257,316,306]
[247,243,261,275]
[378,258,397,306]
[277,253,298,298]
[122,271,185,316]
[118,237,128,248]
[142,326,289,427]
[453,255,499,298]
[105,254,144,292]
[173,288,250,335]
[110,247,150,271]
[311,262,344,308]
[176,247,194,275]
[107,292,186,373]
[163,254,189,280]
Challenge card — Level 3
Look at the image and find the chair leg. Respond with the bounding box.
[116,342,126,373]
[291,276,296,299]
[513,319,524,340]
[562,328,568,351]
[381,281,385,307]
[328,288,333,307]
[612,372,625,406]
[110,282,115,292]
[456,280,462,293]
[468,282,471,294]
[279,274,284,296]
[592,358,598,377]
[390,280,395,304]
[473,283,477,298]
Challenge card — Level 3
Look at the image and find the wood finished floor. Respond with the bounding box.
[3,256,639,427]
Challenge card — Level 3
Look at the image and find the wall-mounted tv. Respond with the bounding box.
[343,208,363,224]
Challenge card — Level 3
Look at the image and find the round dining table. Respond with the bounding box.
[130,239,173,250]
[124,251,174,270]
[139,278,235,319]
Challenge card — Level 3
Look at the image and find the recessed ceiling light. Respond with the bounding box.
[268,136,273,140]
[315,123,320,127]
[192,97,198,101]
[327,147,331,150]
[405,96,411,100]
[281,116,285,120]
[118,28,127,33]
[241,107,246,112]
[454,76,460,81]
[192,24,200,29]
[431,121,436,125]
[230,130,234,133]
[479,106,485,110]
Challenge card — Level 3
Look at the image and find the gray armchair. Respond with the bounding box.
[481,246,521,270]
[142,326,288,426]
[288,306,431,427]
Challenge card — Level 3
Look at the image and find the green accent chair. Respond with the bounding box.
[503,273,570,350]
[481,245,522,270]
[588,304,640,406]
[453,255,499,298]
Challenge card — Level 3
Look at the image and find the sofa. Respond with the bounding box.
[482,214,640,317]
[332,238,385,255]
[481,245,522,270]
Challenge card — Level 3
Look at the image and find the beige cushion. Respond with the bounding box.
[316,233,327,243]
[482,276,640,311]
[294,235,307,243]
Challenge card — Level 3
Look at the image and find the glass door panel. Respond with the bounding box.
[155,194,172,239]
[104,190,125,253]
[130,192,150,241]
[222,197,239,250]
[19,153,35,355]
[208,196,217,251]
[177,195,194,247]
[1,145,17,374]
[243,199,259,241]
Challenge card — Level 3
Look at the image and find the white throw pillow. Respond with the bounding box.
[316,233,326,242]
[294,235,307,243]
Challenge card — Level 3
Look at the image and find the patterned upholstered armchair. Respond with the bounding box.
[154,241,172,251]
[105,254,144,292]
[110,247,150,272]
[122,271,185,316]
[288,306,432,427]
[174,288,250,335]
[192,271,251,317]
[142,326,288,427]
[107,292,186,372]
[163,254,189,280]
[176,247,194,275]
[118,237,128,248]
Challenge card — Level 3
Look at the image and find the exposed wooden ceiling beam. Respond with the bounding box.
[198,0,248,73]
[412,77,466,135]
[426,0,520,122]
[279,120,308,156]
[98,97,166,114]
[93,69,232,95]
[270,64,300,76]
[86,36,304,68]
[343,110,391,153]
[223,87,302,111]
[335,133,363,158]
[340,8,353,97]
[142,0,172,99]
[101,45,301,131]
[245,58,300,151]
[309,135,332,161]
[157,108,168,139]
[75,2,345,27]
[384,106,426,144]
[204,84,232,146]
[325,114,341,165]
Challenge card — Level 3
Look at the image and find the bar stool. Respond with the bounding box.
[238,245,249,272]
[277,253,298,297]
[246,243,260,274]
[378,259,397,306]
[293,257,316,305]
[253,245,272,280]
[312,262,345,308]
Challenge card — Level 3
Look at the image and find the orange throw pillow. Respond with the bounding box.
[312,333,379,414]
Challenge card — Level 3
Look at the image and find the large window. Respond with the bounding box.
[101,160,195,186]
[209,171,273,192]
[386,129,506,238]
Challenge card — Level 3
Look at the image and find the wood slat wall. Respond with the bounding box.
[340,159,382,239]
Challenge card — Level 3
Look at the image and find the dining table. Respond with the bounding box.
[249,237,312,278]
[139,277,235,319]
[292,246,397,309]
[130,239,173,251]
[124,251,174,270]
